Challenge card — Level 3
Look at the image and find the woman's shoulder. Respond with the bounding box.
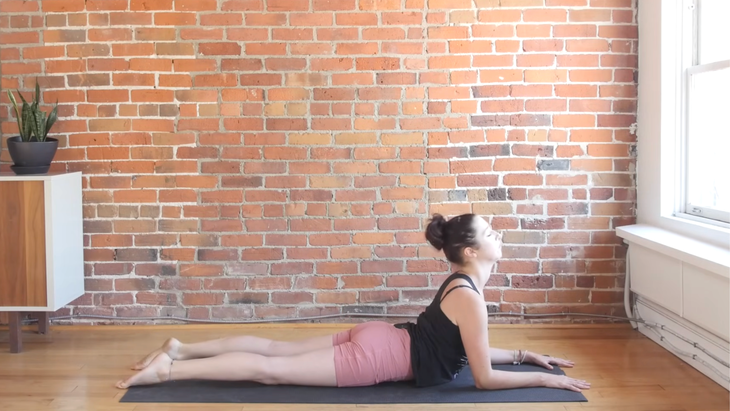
[439,272,481,298]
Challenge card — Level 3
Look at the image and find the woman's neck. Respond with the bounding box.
[456,261,495,290]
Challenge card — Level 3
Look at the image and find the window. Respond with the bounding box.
[681,0,730,225]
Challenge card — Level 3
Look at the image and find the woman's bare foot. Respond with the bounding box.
[132,338,182,370]
[117,352,173,389]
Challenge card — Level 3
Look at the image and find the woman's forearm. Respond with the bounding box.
[489,347,523,364]
[477,369,546,390]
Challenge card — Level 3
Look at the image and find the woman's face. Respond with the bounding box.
[470,216,503,263]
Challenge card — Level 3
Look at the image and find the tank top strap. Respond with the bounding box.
[434,272,480,301]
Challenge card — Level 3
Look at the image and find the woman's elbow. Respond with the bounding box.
[474,373,495,390]
[475,380,491,390]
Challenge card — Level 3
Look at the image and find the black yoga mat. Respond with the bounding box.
[120,363,587,404]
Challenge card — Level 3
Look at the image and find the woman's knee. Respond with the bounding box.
[255,357,285,385]
[267,340,287,356]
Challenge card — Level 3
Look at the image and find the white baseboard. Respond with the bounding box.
[635,297,730,391]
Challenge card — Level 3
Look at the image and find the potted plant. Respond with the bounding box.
[6,82,59,175]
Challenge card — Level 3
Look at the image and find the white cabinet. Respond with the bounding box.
[0,172,84,352]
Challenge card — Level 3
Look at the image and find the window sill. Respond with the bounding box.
[654,214,730,251]
[672,213,730,230]
[616,224,730,279]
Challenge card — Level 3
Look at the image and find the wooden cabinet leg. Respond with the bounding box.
[8,312,22,353]
[36,312,49,335]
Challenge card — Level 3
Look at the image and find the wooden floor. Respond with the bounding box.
[0,323,728,411]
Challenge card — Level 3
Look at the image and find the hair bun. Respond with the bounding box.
[425,213,447,251]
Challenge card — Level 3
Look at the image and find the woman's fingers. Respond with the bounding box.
[547,375,590,392]
[548,356,575,367]
[571,378,591,389]
[559,377,591,392]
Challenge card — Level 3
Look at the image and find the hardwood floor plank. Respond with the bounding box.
[0,380,79,394]
[133,405,245,411]
[47,398,137,411]
[355,406,479,410]
[565,406,685,411]
[0,399,54,409]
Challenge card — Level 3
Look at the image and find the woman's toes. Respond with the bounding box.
[118,352,172,389]
[132,337,184,370]
[132,349,161,370]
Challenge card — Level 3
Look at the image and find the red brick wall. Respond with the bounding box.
[0,0,637,323]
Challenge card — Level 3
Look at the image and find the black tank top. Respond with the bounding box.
[395,272,481,387]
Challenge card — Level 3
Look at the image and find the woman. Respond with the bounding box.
[117,213,590,393]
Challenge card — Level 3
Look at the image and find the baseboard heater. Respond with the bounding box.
[617,224,730,391]
[634,297,729,390]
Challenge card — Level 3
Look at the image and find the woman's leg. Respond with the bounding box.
[118,346,338,389]
[133,331,348,370]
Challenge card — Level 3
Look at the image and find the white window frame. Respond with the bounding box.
[635,0,730,249]
[677,0,730,226]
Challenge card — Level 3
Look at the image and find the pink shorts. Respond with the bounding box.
[332,321,414,387]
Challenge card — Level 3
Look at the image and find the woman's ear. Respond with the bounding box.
[463,246,479,259]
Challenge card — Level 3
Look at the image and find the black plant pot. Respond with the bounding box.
[7,136,59,175]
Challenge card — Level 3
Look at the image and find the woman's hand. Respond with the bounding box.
[543,374,591,392]
[526,352,575,370]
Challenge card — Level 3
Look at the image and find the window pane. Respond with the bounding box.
[686,66,730,216]
[698,0,730,64]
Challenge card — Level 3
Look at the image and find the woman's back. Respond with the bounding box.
[396,272,480,387]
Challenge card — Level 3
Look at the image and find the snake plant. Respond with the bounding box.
[7,82,58,142]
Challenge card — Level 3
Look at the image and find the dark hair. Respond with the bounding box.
[425,213,479,265]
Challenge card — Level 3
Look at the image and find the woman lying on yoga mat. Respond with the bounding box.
[117,213,590,393]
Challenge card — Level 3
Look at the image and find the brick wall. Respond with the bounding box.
[0,0,637,323]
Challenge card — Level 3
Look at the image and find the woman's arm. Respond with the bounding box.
[455,292,548,389]
[453,290,589,392]
[489,348,575,370]
[488,347,519,364]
